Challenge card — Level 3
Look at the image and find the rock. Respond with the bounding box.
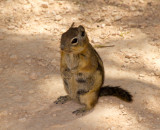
[34,17,40,22]
[54,15,62,21]
[52,11,56,16]
[124,60,129,63]
[30,73,37,80]
[91,38,100,43]
[114,16,122,21]
[26,55,30,58]
[139,74,145,77]
[139,0,144,3]
[154,70,160,76]
[119,104,124,109]
[52,114,57,117]
[0,111,8,117]
[8,113,12,115]
[122,111,127,115]
[41,3,48,8]
[134,11,141,17]
[125,55,131,59]
[147,2,152,6]
[8,26,15,30]
[130,60,135,63]
[94,17,104,22]
[10,54,18,60]
[101,24,106,28]
[119,27,123,30]
[128,22,137,28]
[106,19,112,26]
[130,6,136,11]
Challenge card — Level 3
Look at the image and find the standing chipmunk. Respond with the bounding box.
[54,23,133,115]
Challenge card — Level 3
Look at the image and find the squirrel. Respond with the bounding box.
[54,23,133,115]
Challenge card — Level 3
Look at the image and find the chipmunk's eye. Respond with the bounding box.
[81,31,85,37]
[71,38,78,45]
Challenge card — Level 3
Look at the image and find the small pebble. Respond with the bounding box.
[0,111,8,117]
[114,16,122,21]
[139,74,145,77]
[52,114,57,117]
[92,38,100,43]
[130,60,135,63]
[130,6,136,11]
[10,55,18,60]
[30,73,37,80]
[41,4,48,8]
[8,26,15,30]
[125,55,131,59]
[154,71,160,76]
[26,55,30,58]
[139,0,144,3]
[9,113,12,115]
[122,111,127,115]
[101,24,105,28]
[54,15,62,21]
[119,104,124,109]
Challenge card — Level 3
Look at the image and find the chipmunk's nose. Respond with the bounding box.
[60,44,65,50]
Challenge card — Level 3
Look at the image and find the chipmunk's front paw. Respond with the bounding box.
[72,108,86,115]
[54,95,71,104]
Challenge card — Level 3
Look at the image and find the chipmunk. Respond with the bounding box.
[54,23,133,115]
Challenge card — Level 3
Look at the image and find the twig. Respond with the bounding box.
[94,45,115,48]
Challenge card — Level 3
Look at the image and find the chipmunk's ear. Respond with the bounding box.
[70,22,75,28]
[78,25,85,37]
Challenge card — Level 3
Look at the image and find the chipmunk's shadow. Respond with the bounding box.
[24,100,92,129]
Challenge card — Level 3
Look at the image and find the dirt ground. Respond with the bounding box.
[0,0,160,129]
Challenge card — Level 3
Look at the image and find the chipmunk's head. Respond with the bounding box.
[60,23,89,53]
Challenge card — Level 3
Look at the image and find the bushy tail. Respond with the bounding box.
[99,86,133,102]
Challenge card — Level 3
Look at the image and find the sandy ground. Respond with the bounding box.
[0,0,160,129]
